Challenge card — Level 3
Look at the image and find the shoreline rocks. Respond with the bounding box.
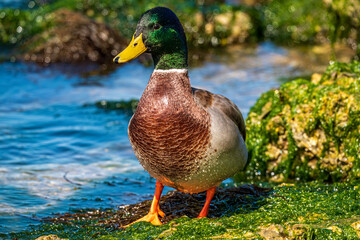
[241,61,360,182]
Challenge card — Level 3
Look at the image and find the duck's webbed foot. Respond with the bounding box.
[123,181,165,227]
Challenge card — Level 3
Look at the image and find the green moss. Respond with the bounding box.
[8,182,360,239]
[263,0,359,50]
[241,61,360,183]
[92,99,138,114]
[0,8,54,46]
[263,0,334,45]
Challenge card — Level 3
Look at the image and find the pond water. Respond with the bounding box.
[0,42,329,234]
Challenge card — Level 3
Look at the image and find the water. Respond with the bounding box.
[0,42,323,234]
[0,0,29,9]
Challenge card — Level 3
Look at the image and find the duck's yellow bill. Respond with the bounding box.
[113,33,147,63]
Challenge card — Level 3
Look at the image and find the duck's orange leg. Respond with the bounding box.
[124,181,165,227]
[197,186,216,218]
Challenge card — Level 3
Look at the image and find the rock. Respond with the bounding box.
[35,235,67,240]
[213,10,252,45]
[327,226,342,234]
[228,0,269,6]
[323,0,360,58]
[242,61,360,182]
[21,9,127,64]
[323,0,360,26]
[185,9,255,47]
[351,221,360,237]
[157,227,177,238]
[287,224,311,239]
[257,224,286,240]
[228,11,252,43]
[351,221,360,230]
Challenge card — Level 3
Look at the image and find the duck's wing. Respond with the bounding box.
[192,88,246,141]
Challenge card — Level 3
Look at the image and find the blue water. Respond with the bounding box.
[0,0,29,9]
[0,42,316,233]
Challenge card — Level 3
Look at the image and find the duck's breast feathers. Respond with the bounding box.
[128,72,212,182]
[192,88,246,141]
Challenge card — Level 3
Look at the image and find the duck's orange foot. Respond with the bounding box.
[158,205,165,218]
[123,181,165,228]
[124,208,164,227]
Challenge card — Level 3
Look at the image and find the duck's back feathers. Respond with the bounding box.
[192,88,246,141]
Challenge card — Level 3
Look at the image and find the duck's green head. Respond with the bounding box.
[113,7,188,70]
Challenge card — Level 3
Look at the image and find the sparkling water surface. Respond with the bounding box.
[0,42,318,233]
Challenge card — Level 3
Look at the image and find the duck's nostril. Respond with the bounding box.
[133,43,138,47]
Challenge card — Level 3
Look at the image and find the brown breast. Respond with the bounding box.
[128,70,211,181]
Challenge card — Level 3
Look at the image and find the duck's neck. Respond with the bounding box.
[148,68,191,94]
[138,69,192,110]
[153,48,188,70]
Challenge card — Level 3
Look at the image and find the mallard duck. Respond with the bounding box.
[113,7,247,226]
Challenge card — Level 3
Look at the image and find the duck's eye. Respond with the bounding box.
[153,23,161,30]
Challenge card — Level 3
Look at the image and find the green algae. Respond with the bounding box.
[93,99,138,114]
[240,61,360,183]
[8,182,360,239]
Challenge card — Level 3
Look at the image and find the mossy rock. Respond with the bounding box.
[35,235,68,240]
[263,0,333,44]
[240,61,360,183]
[180,6,259,48]
[21,9,127,63]
[324,0,360,27]
[0,1,260,62]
